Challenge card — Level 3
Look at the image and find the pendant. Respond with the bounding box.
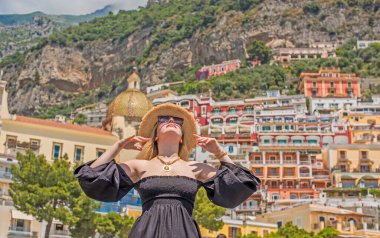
[163,165,171,172]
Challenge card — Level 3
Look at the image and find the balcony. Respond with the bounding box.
[283,160,297,164]
[300,172,311,177]
[267,173,280,177]
[251,160,263,164]
[0,171,12,180]
[299,160,311,165]
[50,229,70,237]
[8,226,33,236]
[266,160,280,164]
[313,175,330,180]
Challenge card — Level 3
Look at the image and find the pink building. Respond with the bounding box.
[299,68,361,98]
[196,59,241,80]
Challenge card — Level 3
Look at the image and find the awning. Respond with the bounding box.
[11,210,33,220]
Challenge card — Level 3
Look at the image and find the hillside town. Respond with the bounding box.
[0,58,380,237]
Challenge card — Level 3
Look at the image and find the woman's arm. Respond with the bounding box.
[90,135,150,168]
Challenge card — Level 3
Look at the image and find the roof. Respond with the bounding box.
[14,115,114,136]
[308,204,372,217]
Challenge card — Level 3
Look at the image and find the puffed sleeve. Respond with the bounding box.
[202,161,261,208]
[73,159,134,202]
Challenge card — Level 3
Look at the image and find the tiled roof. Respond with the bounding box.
[14,115,114,136]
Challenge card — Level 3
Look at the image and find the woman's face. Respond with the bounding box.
[156,116,183,142]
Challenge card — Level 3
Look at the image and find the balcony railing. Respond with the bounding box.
[266,160,280,164]
[0,171,12,180]
[51,230,70,236]
[283,160,297,164]
[268,173,280,177]
[300,173,311,177]
[8,226,32,236]
[251,160,263,164]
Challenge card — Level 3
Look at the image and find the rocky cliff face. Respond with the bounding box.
[2,0,380,115]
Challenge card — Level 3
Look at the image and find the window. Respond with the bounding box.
[312,89,317,96]
[30,139,40,151]
[276,125,282,131]
[292,139,302,145]
[339,151,346,159]
[255,168,261,175]
[360,151,368,159]
[277,139,287,145]
[96,148,106,158]
[277,221,283,228]
[6,135,17,148]
[307,139,318,145]
[213,119,222,124]
[52,143,62,160]
[201,106,206,114]
[263,139,270,144]
[330,89,335,94]
[262,126,271,131]
[201,148,206,153]
[228,146,234,153]
[272,194,280,200]
[313,82,316,87]
[55,224,64,231]
[330,82,334,87]
[229,118,237,124]
[180,101,190,108]
[348,82,352,87]
[74,146,84,162]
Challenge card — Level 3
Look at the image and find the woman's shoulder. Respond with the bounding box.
[119,159,150,183]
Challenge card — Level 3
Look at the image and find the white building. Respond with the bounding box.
[357,40,380,49]
[309,97,357,113]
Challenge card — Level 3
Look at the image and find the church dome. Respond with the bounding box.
[105,72,153,121]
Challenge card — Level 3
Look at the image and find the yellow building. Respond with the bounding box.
[322,144,380,188]
[199,217,277,238]
[255,203,378,237]
[340,111,380,144]
[0,70,153,238]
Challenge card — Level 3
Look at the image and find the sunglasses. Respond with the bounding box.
[158,116,184,126]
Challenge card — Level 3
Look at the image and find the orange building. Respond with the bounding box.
[299,68,361,98]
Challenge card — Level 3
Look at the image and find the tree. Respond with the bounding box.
[69,193,101,238]
[194,187,226,231]
[74,114,87,125]
[96,212,135,238]
[10,151,80,238]
[316,227,339,238]
[247,40,273,64]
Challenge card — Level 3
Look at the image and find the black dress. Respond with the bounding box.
[74,159,261,238]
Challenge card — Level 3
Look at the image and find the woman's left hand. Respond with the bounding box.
[194,134,224,155]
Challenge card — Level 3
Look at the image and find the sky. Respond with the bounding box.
[0,0,148,15]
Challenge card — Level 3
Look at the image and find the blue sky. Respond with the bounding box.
[0,0,148,15]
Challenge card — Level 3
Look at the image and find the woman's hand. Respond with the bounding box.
[194,134,224,155]
[116,135,150,151]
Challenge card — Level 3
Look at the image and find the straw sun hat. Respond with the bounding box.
[137,103,197,161]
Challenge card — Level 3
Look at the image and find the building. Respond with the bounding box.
[357,40,380,49]
[73,102,108,128]
[322,144,380,188]
[309,97,357,114]
[199,216,277,238]
[272,48,330,64]
[299,68,361,98]
[340,111,380,144]
[255,203,379,237]
[0,71,153,237]
[146,81,184,94]
[196,59,241,80]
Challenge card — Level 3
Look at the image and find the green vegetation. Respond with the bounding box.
[303,1,321,15]
[239,223,338,238]
[247,39,273,64]
[170,38,380,101]
[194,187,226,231]
[43,0,263,66]
[10,150,135,238]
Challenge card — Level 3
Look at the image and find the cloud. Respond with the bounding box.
[0,0,148,15]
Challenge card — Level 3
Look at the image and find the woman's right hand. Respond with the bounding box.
[116,135,150,151]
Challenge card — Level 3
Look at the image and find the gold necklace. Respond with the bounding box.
[156,156,180,172]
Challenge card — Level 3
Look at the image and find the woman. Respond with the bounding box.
[74,103,260,238]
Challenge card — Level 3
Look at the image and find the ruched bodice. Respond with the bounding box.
[135,176,201,216]
[74,159,260,238]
